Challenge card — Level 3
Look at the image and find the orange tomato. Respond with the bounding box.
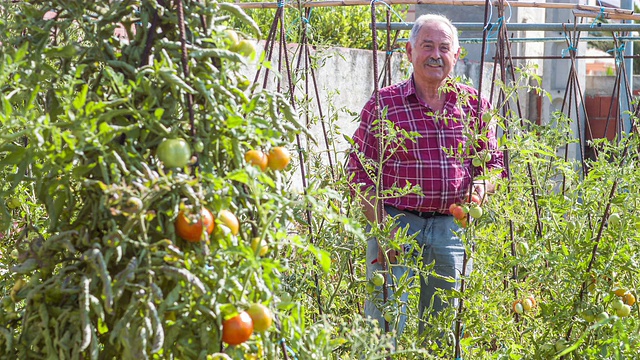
[222,311,254,345]
[246,303,273,332]
[175,208,215,242]
[267,147,291,171]
[218,209,240,236]
[449,203,459,214]
[623,293,636,306]
[244,150,268,171]
[451,205,466,220]
[468,193,482,205]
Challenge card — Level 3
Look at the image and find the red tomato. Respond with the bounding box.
[175,208,215,242]
[222,311,254,345]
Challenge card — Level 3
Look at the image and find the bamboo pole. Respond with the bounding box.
[234,0,635,15]
[573,9,640,21]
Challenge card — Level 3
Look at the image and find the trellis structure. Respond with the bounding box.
[236,0,640,358]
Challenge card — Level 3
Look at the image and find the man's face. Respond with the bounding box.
[406,21,460,87]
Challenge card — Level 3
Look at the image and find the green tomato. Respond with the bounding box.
[6,197,21,210]
[608,213,621,227]
[581,308,595,322]
[222,29,239,48]
[595,311,609,323]
[193,139,204,153]
[472,157,483,167]
[371,272,385,287]
[616,304,631,317]
[365,282,375,294]
[383,312,393,323]
[157,138,191,168]
[233,40,256,57]
[611,298,624,311]
[468,205,483,219]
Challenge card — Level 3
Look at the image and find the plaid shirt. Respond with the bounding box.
[347,76,504,214]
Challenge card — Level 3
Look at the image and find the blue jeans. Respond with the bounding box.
[364,206,472,334]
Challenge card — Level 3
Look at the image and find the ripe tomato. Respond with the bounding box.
[468,193,482,205]
[267,147,291,171]
[613,284,628,297]
[218,210,239,236]
[222,311,254,345]
[175,208,215,242]
[451,205,466,220]
[251,237,269,256]
[246,303,273,332]
[449,203,459,214]
[623,293,636,306]
[157,138,192,168]
[244,150,268,171]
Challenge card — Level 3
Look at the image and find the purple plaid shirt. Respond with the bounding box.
[347,76,504,214]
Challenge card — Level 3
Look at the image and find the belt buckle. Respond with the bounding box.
[418,211,435,218]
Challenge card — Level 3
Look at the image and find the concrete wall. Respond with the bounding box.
[585,75,640,97]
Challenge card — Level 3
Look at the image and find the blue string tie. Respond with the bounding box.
[590,7,606,28]
[561,45,577,58]
[607,43,626,66]
[278,339,298,360]
[484,17,504,54]
[371,0,410,26]
[277,0,285,8]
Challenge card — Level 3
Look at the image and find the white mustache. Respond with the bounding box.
[427,58,444,66]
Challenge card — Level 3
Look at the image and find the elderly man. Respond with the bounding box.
[348,14,504,335]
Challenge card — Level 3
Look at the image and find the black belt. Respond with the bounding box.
[405,210,449,219]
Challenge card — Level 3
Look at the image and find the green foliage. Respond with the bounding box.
[225,1,409,50]
[3,1,640,359]
[0,1,362,359]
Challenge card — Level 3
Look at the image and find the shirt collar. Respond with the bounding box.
[404,75,458,102]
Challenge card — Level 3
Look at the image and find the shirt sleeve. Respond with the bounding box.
[347,96,380,194]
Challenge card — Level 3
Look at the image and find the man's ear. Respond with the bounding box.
[455,47,461,61]
[406,42,413,60]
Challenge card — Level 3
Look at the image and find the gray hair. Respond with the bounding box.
[409,14,459,53]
